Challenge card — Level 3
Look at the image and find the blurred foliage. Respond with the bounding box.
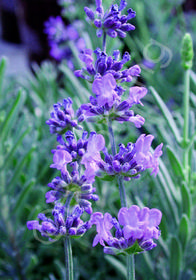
[0,0,196,279]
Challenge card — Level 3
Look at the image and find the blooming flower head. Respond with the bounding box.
[75,48,141,83]
[27,204,90,240]
[84,0,136,38]
[46,161,99,214]
[90,205,162,255]
[46,98,82,135]
[77,81,146,128]
[98,134,163,180]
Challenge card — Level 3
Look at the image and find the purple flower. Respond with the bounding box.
[92,73,118,107]
[90,212,113,246]
[81,132,105,182]
[97,135,163,180]
[27,203,90,239]
[44,16,67,44]
[127,87,148,107]
[90,205,162,255]
[50,150,72,173]
[134,134,163,176]
[84,0,136,39]
[46,98,82,135]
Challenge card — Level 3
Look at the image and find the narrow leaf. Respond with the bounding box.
[1,127,31,170]
[181,182,192,218]
[150,86,182,144]
[178,214,189,251]
[14,179,35,213]
[170,237,182,280]
[0,57,7,96]
[166,146,185,179]
[1,89,26,142]
[7,146,36,192]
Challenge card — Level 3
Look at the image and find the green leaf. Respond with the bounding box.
[7,146,36,192]
[181,182,192,219]
[178,214,189,251]
[105,255,126,278]
[150,86,182,144]
[170,236,182,280]
[156,168,179,225]
[100,174,115,181]
[0,57,7,96]
[166,146,185,179]
[13,179,35,213]
[1,126,31,170]
[25,255,38,273]
[0,89,26,142]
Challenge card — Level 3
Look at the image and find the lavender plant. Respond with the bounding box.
[27,1,164,279]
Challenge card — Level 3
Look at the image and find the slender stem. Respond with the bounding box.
[65,192,74,217]
[118,175,127,208]
[64,236,74,280]
[183,69,190,182]
[127,255,135,280]
[107,118,135,279]
[108,118,117,156]
[103,32,107,53]
[64,192,74,280]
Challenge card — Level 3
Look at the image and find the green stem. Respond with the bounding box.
[107,119,135,280]
[64,236,74,280]
[64,192,74,280]
[118,175,127,208]
[103,32,107,53]
[108,118,117,156]
[127,255,135,280]
[183,69,190,182]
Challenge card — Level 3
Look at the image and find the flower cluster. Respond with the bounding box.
[27,203,90,240]
[76,74,146,128]
[98,134,163,180]
[44,16,85,65]
[84,0,136,38]
[90,205,162,255]
[75,48,141,83]
[46,161,99,214]
[46,98,82,135]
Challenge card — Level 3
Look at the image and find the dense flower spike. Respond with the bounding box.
[84,0,136,38]
[46,161,99,214]
[75,48,141,83]
[90,206,162,255]
[27,203,90,240]
[98,134,163,180]
[46,98,82,135]
[44,16,85,63]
